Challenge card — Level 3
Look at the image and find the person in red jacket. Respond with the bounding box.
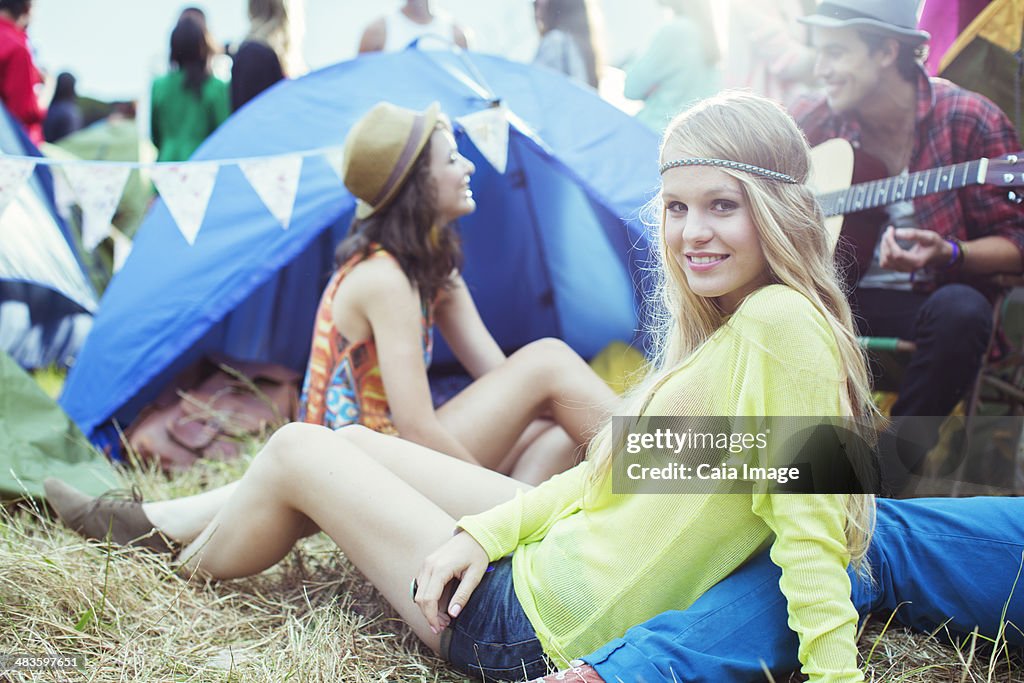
[0,0,43,145]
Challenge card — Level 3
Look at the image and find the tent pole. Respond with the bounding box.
[509,132,565,342]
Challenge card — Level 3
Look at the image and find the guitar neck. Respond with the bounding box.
[817,158,990,217]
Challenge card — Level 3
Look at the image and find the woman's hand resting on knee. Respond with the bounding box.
[414,531,490,634]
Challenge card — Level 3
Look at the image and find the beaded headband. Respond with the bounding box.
[659,158,798,184]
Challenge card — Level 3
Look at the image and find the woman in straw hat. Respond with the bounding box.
[48,92,890,680]
[294,101,616,486]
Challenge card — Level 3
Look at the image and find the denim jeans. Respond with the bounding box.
[442,556,551,681]
[584,497,1024,682]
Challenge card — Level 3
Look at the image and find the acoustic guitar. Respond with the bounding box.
[808,138,1024,282]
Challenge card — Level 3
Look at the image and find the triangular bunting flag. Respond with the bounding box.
[0,157,36,218]
[457,105,509,174]
[62,163,131,251]
[324,148,345,182]
[151,162,219,245]
[239,155,303,229]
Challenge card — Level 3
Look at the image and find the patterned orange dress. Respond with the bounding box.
[298,245,433,433]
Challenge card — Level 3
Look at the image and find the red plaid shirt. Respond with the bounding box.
[790,68,1024,295]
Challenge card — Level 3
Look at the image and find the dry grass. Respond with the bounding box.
[2,451,1022,682]
[0,452,466,683]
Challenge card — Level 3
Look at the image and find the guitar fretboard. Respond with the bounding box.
[817,159,987,217]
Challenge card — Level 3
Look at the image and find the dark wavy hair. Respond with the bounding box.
[859,31,928,83]
[170,16,213,97]
[334,127,462,304]
[0,0,30,19]
[52,72,76,103]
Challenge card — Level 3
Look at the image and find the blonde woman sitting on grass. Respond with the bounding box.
[48,92,883,681]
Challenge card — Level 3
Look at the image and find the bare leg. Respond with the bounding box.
[493,418,558,474]
[140,410,541,545]
[439,338,617,471]
[335,424,530,517]
[142,338,609,541]
[176,423,526,653]
[506,424,582,485]
[144,482,239,543]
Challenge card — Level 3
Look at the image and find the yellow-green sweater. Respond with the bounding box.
[458,285,865,681]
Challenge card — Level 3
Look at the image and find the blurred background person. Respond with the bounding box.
[623,0,719,131]
[358,0,469,54]
[532,0,604,89]
[0,0,43,144]
[178,5,208,30]
[43,71,81,143]
[724,0,816,107]
[177,5,231,79]
[150,12,229,162]
[231,0,306,112]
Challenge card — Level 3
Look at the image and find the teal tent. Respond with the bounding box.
[0,350,117,499]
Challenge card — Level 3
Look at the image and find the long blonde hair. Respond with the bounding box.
[589,91,879,567]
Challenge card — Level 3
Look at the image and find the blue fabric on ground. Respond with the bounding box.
[585,496,1024,682]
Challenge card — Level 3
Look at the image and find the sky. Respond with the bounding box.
[27,0,674,102]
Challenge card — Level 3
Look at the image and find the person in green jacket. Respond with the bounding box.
[150,13,230,162]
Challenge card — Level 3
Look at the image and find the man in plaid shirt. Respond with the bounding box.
[532,3,1024,682]
[788,2,1023,436]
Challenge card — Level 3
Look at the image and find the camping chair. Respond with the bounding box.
[963,276,1024,418]
[859,279,1024,417]
[956,277,1024,495]
[859,276,1024,495]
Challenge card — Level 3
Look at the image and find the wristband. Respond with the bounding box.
[937,239,965,271]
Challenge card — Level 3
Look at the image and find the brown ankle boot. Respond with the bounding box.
[43,478,176,554]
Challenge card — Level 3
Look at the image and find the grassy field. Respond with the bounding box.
[2,446,1023,682]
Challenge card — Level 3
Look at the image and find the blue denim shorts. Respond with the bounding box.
[441,556,551,681]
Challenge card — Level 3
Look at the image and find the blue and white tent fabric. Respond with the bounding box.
[60,48,660,445]
[0,106,96,370]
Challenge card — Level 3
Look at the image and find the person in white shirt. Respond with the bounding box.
[359,0,468,53]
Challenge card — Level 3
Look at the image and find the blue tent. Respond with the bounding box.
[60,49,660,446]
[0,106,96,370]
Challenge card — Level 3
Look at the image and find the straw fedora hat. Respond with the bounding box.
[798,0,930,45]
[342,101,442,219]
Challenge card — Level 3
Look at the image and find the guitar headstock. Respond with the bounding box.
[986,152,1024,187]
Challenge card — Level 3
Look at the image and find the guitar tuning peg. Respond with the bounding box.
[1007,154,1020,163]
[1005,173,1016,184]
[1009,190,1023,205]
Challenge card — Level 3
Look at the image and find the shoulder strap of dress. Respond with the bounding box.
[337,242,389,278]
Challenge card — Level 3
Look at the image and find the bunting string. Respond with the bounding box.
[2,143,345,168]
[0,108,512,248]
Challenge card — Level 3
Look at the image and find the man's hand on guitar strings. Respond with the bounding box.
[879,226,953,273]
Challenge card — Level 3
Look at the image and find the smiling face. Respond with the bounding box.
[428,127,476,225]
[660,162,771,313]
[812,26,892,114]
